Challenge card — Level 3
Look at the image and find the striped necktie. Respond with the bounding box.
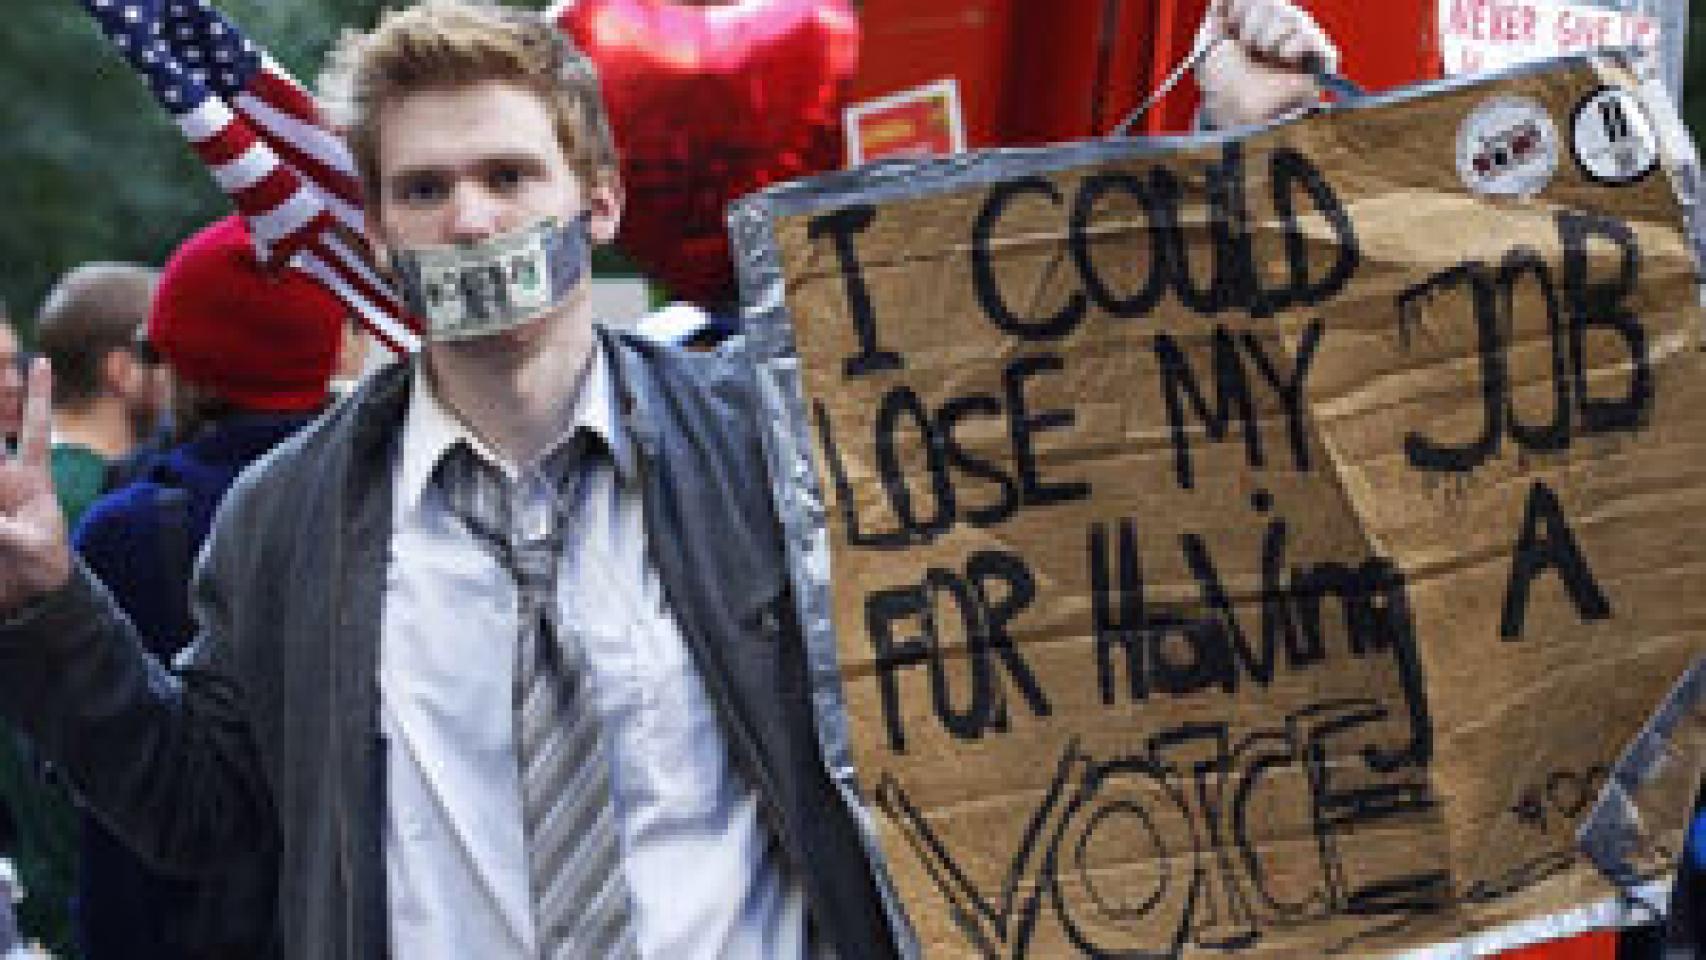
[437,440,639,959]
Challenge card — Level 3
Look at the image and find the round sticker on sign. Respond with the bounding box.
[1457,96,1560,198]
[1572,86,1659,186]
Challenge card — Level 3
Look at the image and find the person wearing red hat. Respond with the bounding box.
[142,218,346,419]
[67,215,343,960]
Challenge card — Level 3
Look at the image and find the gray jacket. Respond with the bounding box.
[0,330,908,959]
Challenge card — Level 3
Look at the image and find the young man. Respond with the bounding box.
[0,2,1338,957]
[35,262,165,525]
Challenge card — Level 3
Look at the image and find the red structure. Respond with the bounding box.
[852,0,1442,142]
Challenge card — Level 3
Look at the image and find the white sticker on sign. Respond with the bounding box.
[1571,86,1659,185]
[1457,95,1560,197]
[1438,0,1661,77]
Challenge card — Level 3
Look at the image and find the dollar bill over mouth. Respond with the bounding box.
[391,216,590,340]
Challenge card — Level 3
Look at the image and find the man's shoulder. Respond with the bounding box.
[51,442,111,528]
[605,328,759,418]
[608,326,745,378]
[602,331,784,510]
[218,362,410,520]
[223,412,333,502]
[71,478,156,545]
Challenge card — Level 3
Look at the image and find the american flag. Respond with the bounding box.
[81,0,422,354]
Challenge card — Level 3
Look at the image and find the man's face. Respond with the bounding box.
[0,325,23,439]
[369,80,621,335]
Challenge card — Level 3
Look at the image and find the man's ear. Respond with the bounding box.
[585,169,624,246]
[102,346,139,397]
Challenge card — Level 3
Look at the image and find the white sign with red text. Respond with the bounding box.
[1439,0,1661,76]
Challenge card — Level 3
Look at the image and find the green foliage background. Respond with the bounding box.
[0,0,552,336]
[0,2,1703,337]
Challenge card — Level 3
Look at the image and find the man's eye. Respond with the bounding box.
[488,165,527,193]
[394,176,449,205]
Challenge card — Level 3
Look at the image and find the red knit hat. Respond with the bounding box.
[148,216,343,413]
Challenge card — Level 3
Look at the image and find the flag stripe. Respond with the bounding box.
[188,118,258,168]
[324,195,365,237]
[319,231,409,314]
[176,95,235,143]
[212,139,282,193]
[247,188,322,251]
[256,133,364,215]
[230,165,303,219]
[297,250,422,354]
[248,59,324,127]
[317,240,403,317]
[236,89,364,203]
[84,0,420,353]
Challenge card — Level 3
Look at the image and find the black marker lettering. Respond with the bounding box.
[808,204,901,378]
[1501,481,1611,640]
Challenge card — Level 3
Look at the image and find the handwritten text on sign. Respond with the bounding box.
[1439,0,1661,76]
[761,59,1706,959]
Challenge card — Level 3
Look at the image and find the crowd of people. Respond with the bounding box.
[0,217,357,958]
[0,0,1694,958]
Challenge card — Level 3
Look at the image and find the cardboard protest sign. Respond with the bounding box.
[731,53,1706,958]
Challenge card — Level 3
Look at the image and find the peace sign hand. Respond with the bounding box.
[0,358,71,614]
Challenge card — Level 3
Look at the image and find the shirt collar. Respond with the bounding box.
[576,343,634,478]
[395,344,632,518]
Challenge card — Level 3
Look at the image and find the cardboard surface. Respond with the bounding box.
[746,58,1706,958]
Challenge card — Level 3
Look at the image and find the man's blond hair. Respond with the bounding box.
[318,0,618,200]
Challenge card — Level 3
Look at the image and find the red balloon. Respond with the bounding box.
[555,0,859,307]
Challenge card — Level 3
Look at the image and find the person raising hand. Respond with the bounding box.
[0,359,70,614]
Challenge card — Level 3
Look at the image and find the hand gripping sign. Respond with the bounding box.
[732,51,1706,960]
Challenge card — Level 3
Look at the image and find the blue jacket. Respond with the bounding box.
[76,413,317,660]
[72,412,317,960]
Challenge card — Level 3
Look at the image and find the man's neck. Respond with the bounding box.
[53,397,134,459]
[422,296,598,469]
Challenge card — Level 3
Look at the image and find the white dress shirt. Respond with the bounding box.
[379,349,807,959]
